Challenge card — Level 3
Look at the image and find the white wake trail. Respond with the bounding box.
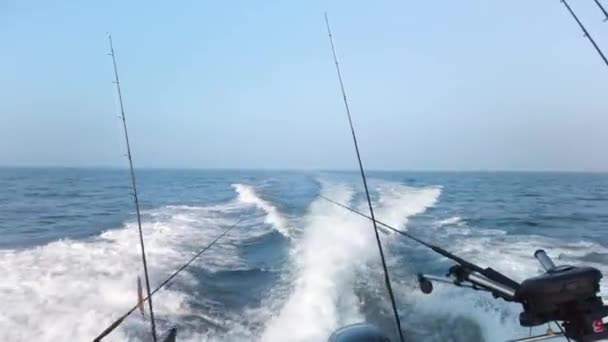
[374,183,442,229]
[0,204,241,342]
[232,183,290,238]
[261,181,441,342]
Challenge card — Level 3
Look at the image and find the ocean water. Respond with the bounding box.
[1,168,607,342]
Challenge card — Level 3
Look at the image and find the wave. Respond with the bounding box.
[0,203,242,342]
[403,283,525,341]
[260,181,441,342]
[232,183,290,238]
[436,216,464,227]
[374,183,441,229]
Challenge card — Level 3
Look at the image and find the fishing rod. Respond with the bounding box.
[102,36,245,341]
[321,6,608,342]
[560,0,608,69]
[321,195,608,341]
[592,0,608,22]
[324,13,405,342]
[93,217,243,341]
[319,195,519,292]
[107,34,158,342]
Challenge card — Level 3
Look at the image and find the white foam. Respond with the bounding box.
[260,182,442,342]
[451,236,608,284]
[374,183,441,229]
[404,283,528,341]
[0,203,243,342]
[232,183,290,238]
[7,176,604,342]
[436,216,464,227]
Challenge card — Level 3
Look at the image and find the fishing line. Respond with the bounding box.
[560,0,608,68]
[107,33,158,342]
[92,217,244,342]
[319,195,472,263]
[321,196,576,340]
[324,13,405,342]
[592,0,608,22]
[319,195,520,290]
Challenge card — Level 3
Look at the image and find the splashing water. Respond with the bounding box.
[3,170,607,342]
[232,183,290,238]
[261,182,442,342]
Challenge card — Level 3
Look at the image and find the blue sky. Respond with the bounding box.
[1,1,607,171]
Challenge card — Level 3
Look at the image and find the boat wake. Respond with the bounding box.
[0,195,250,342]
[3,178,606,342]
[232,183,291,238]
[435,216,464,227]
[260,181,441,342]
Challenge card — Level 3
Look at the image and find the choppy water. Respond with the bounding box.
[1,168,607,341]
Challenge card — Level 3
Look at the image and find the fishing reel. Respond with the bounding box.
[418,250,608,341]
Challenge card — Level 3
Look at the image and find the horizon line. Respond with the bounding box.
[1,165,607,174]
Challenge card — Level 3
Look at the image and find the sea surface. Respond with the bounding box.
[1,168,607,342]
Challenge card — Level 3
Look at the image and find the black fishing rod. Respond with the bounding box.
[319,195,520,294]
[560,0,608,69]
[321,195,608,341]
[107,34,158,342]
[323,13,405,342]
[93,218,243,341]
[592,0,608,22]
[321,6,608,342]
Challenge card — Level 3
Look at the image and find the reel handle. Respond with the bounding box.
[534,249,556,271]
